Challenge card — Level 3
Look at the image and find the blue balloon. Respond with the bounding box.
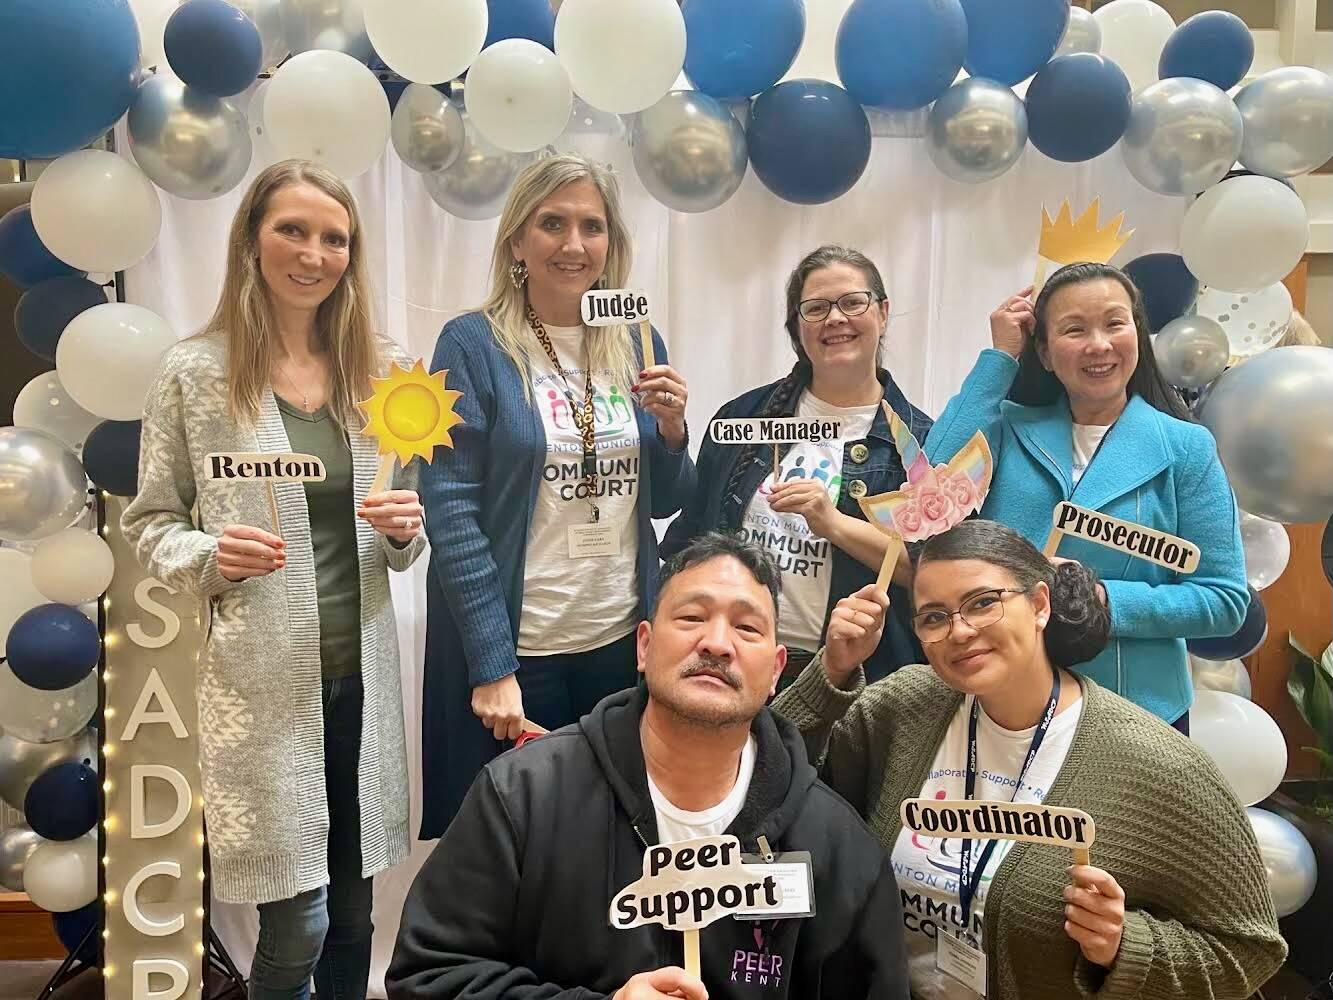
[1188,587,1268,660]
[0,206,86,289]
[961,0,1068,87]
[748,80,871,205]
[1124,253,1198,333]
[0,0,141,159]
[483,0,555,50]
[84,420,142,497]
[15,277,109,362]
[24,762,98,842]
[836,0,967,110]
[52,902,100,963]
[165,0,263,97]
[1159,11,1253,91]
[1025,53,1131,162]
[6,605,100,692]
[683,0,805,99]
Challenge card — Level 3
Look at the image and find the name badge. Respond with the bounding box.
[937,932,987,996]
[567,522,620,558]
[734,852,815,919]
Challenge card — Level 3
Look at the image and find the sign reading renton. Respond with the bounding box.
[103,495,205,1000]
[1049,501,1200,573]
[900,798,1097,853]
[205,452,326,482]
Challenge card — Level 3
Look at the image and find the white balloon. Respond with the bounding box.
[0,550,46,659]
[1247,807,1319,918]
[466,40,573,152]
[1190,689,1287,807]
[1093,0,1175,93]
[1194,282,1293,361]
[555,0,686,114]
[23,836,98,913]
[264,50,391,177]
[240,79,281,170]
[30,150,163,274]
[131,0,181,70]
[1189,655,1252,700]
[31,530,116,606]
[11,372,101,450]
[1239,512,1291,591]
[56,303,178,421]
[1180,176,1309,293]
[364,0,488,85]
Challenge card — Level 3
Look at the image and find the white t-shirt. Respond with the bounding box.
[649,736,757,843]
[1071,423,1111,485]
[738,392,879,652]
[518,324,641,656]
[890,694,1083,1000]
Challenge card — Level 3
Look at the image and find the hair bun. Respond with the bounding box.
[1043,561,1111,667]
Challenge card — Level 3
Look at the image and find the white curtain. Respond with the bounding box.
[123,126,1183,996]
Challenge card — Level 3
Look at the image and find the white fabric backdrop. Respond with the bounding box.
[123,123,1184,995]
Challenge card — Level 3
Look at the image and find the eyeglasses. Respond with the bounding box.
[797,290,878,323]
[912,588,1030,644]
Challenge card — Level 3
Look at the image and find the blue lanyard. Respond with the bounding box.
[956,668,1061,926]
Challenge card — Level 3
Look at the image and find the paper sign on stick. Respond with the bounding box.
[901,798,1097,866]
[582,288,656,369]
[205,452,327,537]
[1045,501,1200,573]
[357,360,465,496]
[1034,199,1134,289]
[709,417,845,445]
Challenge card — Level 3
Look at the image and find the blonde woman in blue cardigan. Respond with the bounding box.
[925,262,1247,731]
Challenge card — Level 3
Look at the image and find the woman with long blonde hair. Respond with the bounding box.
[123,159,426,1000]
[417,153,695,837]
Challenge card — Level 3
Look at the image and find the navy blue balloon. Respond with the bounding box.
[683,0,805,99]
[483,0,555,50]
[165,0,263,97]
[1159,11,1253,91]
[1123,254,1198,333]
[24,763,98,842]
[1188,587,1268,661]
[748,80,871,205]
[6,605,100,692]
[961,0,1068,87]
[0,206,86,289]
[1026,54,1131,162]
[15,277,109,361]
[84,420,142,497]
[0,0,141,159]
[836,0,967,110]
[52,902,100,963]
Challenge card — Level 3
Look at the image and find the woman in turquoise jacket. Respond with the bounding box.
[926,262,1247,729]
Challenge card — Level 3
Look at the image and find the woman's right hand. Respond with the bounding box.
[990,286,1036,358]
[217,524,285,582]
[471,673,525,741]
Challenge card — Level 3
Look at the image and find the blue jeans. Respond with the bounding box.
[249,675,372,1000]
[516,632,639,731]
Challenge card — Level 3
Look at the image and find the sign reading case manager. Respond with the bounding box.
[580,289,651,326]
[1052,500,1200,573]
[709,418,844,445]
[205,452,327,482]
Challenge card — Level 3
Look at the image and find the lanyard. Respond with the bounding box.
[527,306,600,523]
[956,667,1060,927]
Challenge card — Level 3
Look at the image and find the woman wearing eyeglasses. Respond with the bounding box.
[662,244,931,682]
[775,519,1285,1000]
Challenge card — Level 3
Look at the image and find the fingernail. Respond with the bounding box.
[631,382,640,391]
[639,370,647,378]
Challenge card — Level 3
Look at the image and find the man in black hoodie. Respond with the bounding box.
[389,533,908,1000]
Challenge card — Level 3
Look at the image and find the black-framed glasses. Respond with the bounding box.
[912,588,1030,644]
[797,290,878,323]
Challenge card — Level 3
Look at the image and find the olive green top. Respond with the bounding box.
[277,396,361,680]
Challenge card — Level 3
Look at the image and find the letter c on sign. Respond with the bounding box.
[133,959,189,1000]
[125,861,186,936]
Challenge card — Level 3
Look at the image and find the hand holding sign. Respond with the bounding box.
[769,478,839,539]
[611,968,708,1000]
[990,287,1036,359]
[634,363,689,451]
[357,488,424,543]
[216,524,285,582]
[1063,865,1126,969]
[824,584,889,684]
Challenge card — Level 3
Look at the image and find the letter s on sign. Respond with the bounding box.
[127,578,181,649]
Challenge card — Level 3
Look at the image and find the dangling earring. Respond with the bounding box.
[509,259,529,289]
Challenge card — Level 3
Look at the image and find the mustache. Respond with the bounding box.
[679,656,742,691]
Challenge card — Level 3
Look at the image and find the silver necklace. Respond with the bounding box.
[276,356,320,412]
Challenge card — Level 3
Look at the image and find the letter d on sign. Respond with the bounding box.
[131,765,191,839]
[134,959,189,1000]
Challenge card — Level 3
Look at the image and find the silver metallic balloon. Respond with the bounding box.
[423,113,535,221]
[1121,78,1242,196]
[0,729,97,810]
[281,0,371,62]
[925,78,1028,184]
[1153,314,1230,388]
[1236,66,1333,178]
[0,427,88,543]
[233,0,289,71]
[128,75,253,200]
[1200,346,1333,523]
[1055,6,1101,56]
[1239,511,1291,590]
[0,664,99,744]
[0,826,45,892]
[1189,655,1252,700]
[631,91,747,213]
[1247,807,1318,918]
[392,84,465,174]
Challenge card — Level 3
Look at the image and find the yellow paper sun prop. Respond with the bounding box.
[358,360,464,465]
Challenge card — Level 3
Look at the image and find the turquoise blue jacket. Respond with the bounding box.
[926,349,1248,722]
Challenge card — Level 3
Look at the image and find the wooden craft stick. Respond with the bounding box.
[369,453,396,497]
[1072,845,1091,867]
[683,928,700,979]
[520,718,547,736]
[876,536,905,592]
[1043,526,1063,558]
[638,319,655,370]
[773,444,781,487]
[1033,257,1050,292]
[265,482,281,540]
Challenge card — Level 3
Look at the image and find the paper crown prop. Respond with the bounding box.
[1035,199,1134,288]
[357,359,464,492]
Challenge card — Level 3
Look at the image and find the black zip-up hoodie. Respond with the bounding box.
[388,686,909,1000]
